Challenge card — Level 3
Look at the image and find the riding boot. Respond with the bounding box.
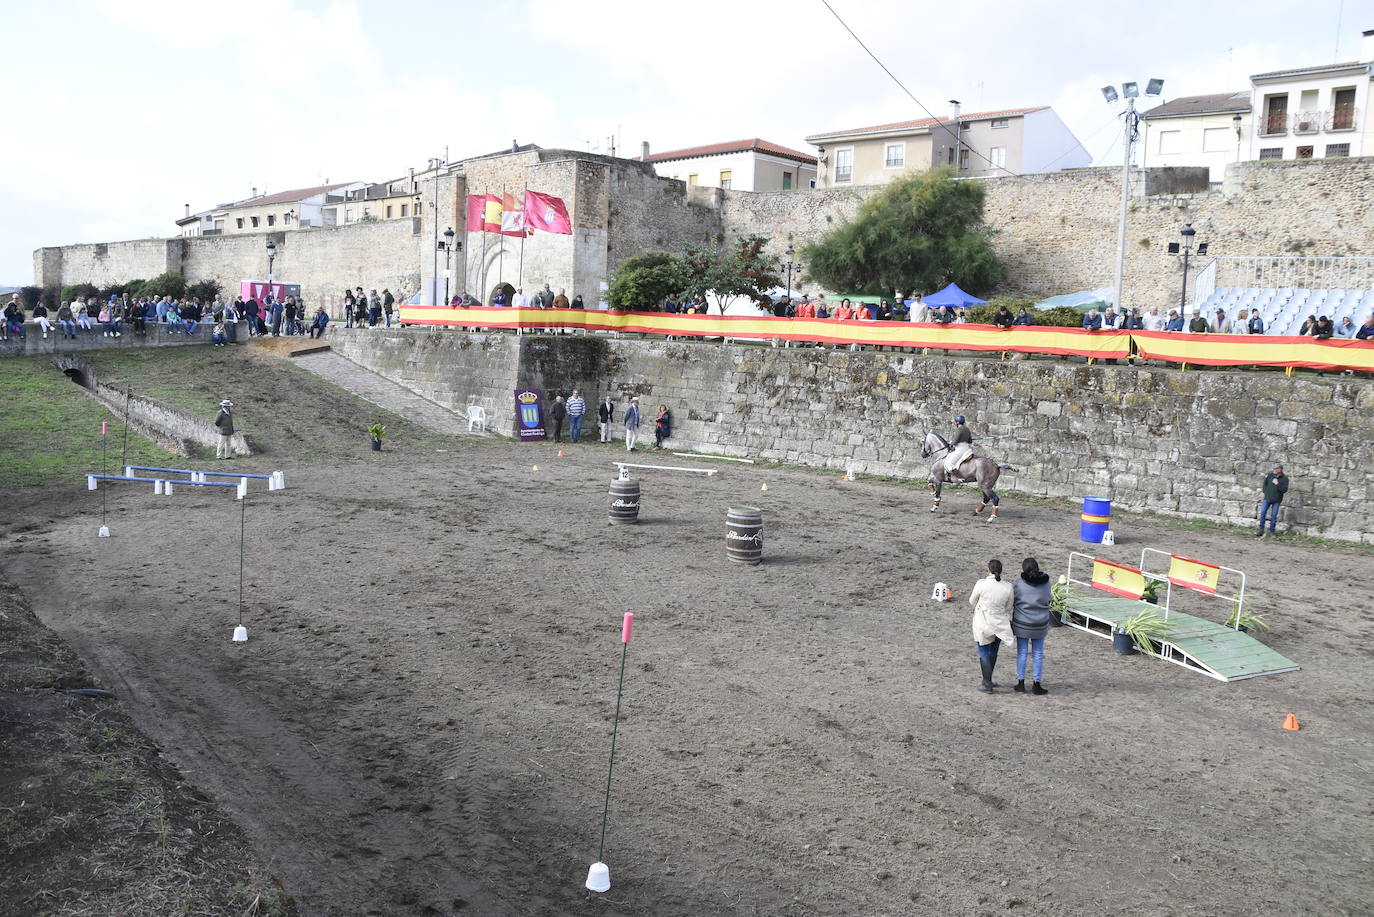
[1031,682,1048,695]
[978,653,995,692]
[1014,679,1026,693]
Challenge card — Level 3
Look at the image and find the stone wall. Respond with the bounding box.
[331,330,1374,543]
[0,321,213,357]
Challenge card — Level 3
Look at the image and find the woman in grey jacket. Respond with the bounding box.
[1011,557,1053,695]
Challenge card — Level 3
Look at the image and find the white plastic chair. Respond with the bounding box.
[466,404,487,433]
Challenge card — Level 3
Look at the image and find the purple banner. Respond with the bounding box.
[514,389,547,441]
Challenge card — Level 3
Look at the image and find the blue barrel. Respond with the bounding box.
[1080,496,1112,543]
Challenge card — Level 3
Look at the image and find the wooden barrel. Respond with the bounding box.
[609,478,641,524]
[726,505,763,565]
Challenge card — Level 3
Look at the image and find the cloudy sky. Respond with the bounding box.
[2,0,1365,283]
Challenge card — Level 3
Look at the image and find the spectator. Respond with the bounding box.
[512,288,528,308]
[343,289,356,327]
[814,299,829,319]
[155,295,169,325]
[214,400,235,459]
[1141,306,1165,332]
[1011,557,1052,695]
[1214,308,1229,333]
[539,284,555,309]
[992,304,1014,328]
[571,293,585,309]
[165,303,182,334]
[566,389,586,442]
[382,288,395,327]
[549,395,567,442]
[1312,315,1334,339]
[955,309,969,324]
[57,302,77,338]
[1124,308,1144,330]
[1164,310,1184,332]
[243,297,260,336]
[224,299,240,344]
[74,298,94,334]
[1234,308,1250,334]
[969,558,1014,693]
[1356,315,1374,340]
[937,305,957,324]
[653,403,672,450]
[772,296,790,318]
[890,297,909,321]
[32,300,52,338]
[1012,306,1035,326]
[3,298,25,341]
[1298,314,1317,336]
[1258,463,1288,538]
[877,299,892,320]
[1335,316,1356,338]
[624,397,641,451]
[1187,310,1209,333]
[211,320,228,346]
[98,302,122,337]
[310,307,330,338]
[1247,310,1265,334]
[552,288,571,309]
[1102,307,1122,330]
[1081,308,1102,331]
[598,395,615,443]
[181,305,199,335]
[351,294,368,329]
[284,297,298,335]
[368,290,382,327]
[269,297,284,336]
[795,296,814,319]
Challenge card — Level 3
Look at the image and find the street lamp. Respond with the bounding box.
[1233,112,1244,164]
[1167,224,1209,317]
[781,245,801,305]
[1102,77,1164,313]
[438,227,457,305]
[265,239,276,298]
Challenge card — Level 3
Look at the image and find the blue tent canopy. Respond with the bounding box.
[922,283,987,308]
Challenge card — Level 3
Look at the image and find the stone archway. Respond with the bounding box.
[489,282,516,306]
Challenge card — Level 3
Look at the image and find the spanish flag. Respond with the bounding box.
[1168,554,1220,595]
[1091,558,1145,600]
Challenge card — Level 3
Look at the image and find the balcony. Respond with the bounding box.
[1292,111,1322,134]
[1259,112,1288,137]
[1259,110,1359,137]
[1331,108,1357,131]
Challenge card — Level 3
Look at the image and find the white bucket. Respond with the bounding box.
[98,526,110,537]
[1102,530,1116,546]
[232,626,248,643]
[585,861,610,893]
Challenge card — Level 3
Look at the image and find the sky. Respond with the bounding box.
[2,0,1368,284]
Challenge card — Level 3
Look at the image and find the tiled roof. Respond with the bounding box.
[226,182,358,210]
[637,139,817,165]
[1251,61,1369,79]
[1141,92,1251,119]
[806,106,1048,142]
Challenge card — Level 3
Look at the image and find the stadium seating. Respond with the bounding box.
[1197,286,1374,334]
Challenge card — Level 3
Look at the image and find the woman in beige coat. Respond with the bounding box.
[969,559,1015,693]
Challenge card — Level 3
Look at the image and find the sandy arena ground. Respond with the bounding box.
[3,427,1372,916]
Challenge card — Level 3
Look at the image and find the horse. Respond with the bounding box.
[921,431,1010,520]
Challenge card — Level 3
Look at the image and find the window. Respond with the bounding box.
[250,216,259,228]
[959,150,970,170]
[688,173,699,186]
[947,146,955,165]
[235,217,245,229]
[782,171,792,190]
[1263,94,1288,135]
[990,119,1009,129]
[415,201,422,214]
[1258,147,1283,160]
[283,212,292,226]
[401,203,409,217]
[1158,130,1183,154]
[884,143,905,167]
[344,209,352,223]
[1333,88,1357,129]
[990,146,1007,168]
[385,205,393,218]
[719,169,732,189]
[1296,145,1314,159]
[266,215,275,226]
[1202,127,1231,152]
[833,148,853,183]
[1325,143,1350,158]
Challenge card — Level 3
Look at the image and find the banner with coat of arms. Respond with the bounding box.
[514,389,547,441]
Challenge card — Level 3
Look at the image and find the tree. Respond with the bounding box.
[61,282,99,304]
[606,251,687,310]
[138,271,187,300]
[680,235,781,313]
[18,286,42,309]
[803,168,1004,298]
[186,279,222,303]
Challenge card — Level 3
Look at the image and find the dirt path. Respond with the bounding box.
[3,426,1371,916]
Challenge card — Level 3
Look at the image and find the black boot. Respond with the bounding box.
[1032,682,1048,695]
[978,654,995,692]
[1014,679,1026,693]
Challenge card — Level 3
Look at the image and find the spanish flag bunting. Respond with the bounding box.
[1091,558,1145,600]
[1168,554,1220,595]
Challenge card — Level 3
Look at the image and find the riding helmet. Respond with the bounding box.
[954,415,965,424]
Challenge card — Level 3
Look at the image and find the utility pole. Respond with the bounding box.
[1113,97,1134,316]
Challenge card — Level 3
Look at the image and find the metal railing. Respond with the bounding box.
[1208,255,1374,292]
[1257,109,1358,136]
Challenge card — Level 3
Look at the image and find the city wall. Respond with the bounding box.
[34,153,1374,315]
[327,329,1374,544]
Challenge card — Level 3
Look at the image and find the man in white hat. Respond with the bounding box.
[214,400,235,459]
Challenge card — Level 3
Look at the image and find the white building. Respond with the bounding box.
[1249,33,1374,163]
[637,139,817,191]
[1141,92,1251,182]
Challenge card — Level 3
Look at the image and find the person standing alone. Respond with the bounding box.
[549,395,567,443]
[624,397,641,451]
[566,389,586,443]
[598,395,615,443]
[1258,463,1288,538]
[214,400,235,459]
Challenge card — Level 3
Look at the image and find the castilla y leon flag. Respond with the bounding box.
[499,192,527,237]
[1168,554,1220,594]
[1091,558,1145,600]
[465,194,500,233]
[523,190,572,234]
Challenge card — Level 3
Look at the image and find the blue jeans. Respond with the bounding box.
[569,415,584,442]
[1016,637,1045,682]
[1259,500,1280,533]
[977,639,1001,684]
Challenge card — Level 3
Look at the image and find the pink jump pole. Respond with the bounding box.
[587,612,634,894]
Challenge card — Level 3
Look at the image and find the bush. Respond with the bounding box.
[61,282,100,304]
[186,279,222,303]
[606,251,686,310]
[138,272,186,301]
[98,280,145,301]
[18,286,42,309]
[41,287,59,308]
[1033,305,1089,327]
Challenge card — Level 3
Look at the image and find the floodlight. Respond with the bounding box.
[1180,224,1196,239]
[1146,78,1165,96]
[1197,242,1209,256]
[1122,82,1140,99]
[1167,242,1180,254]
[1101,85,1119,103]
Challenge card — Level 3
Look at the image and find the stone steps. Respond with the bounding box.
[290,351,477,436]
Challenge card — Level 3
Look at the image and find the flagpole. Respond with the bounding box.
[479,197,490,304]
[518,183,527,291]
[498,186,506,290]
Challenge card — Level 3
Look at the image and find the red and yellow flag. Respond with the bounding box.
[1168,554,1219,595]
[1091,559,1145,600]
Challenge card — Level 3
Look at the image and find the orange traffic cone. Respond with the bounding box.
[558,450,565,457]
[1282,713,1300,732]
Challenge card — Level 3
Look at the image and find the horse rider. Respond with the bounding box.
[944,415,974,478]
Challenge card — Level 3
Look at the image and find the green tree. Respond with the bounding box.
[61,282,99,303]
[138,271,187,300]
[606,251,687,310]
[18,286,42,309]
[803,168,1003,298]
[186,279,222,303]
[680,234,781,313]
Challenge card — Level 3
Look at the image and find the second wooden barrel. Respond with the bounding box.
[726,505,763,565]
[609,478,641,524]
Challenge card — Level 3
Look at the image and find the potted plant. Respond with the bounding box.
[1114,607,1171,656]
[1050,574,1072,627]
[1141,578,1161,605]
[368,422,386,451]
[1224,607,1269,634]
